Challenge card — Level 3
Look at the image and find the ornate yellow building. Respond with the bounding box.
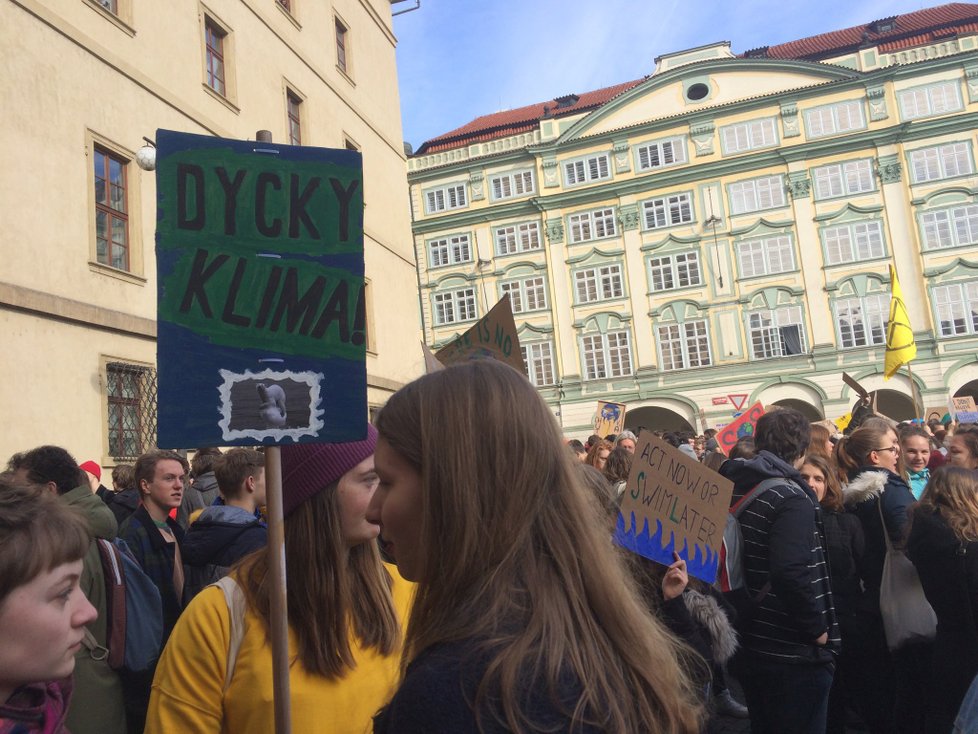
[0,0,421,464]
[408,3,978,435]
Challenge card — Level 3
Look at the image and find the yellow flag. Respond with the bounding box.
[833,412,852,431]
[884,264,916,380]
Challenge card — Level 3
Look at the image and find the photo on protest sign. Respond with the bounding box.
[714,401,765,455]
[616,432,734,583]
[154,129,367,447]
[594,401,626,437]
[434,294,526,375]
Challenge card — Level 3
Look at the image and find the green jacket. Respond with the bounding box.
[61,485,127,734]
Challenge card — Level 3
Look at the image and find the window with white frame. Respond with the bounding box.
[921,205,978,250]
[563,153,611,186]
[581,331,632,379]
[635,137,687,171]
[649,252,701,292]
[898,81,963,120]
[500,276,547,313]
[804,100,866,138]
[494,221,542,255]
[428,234,472,268]
[575,264,624,303]
[835,295,887,348]
[908,142,973,184]
[424,183,467,214]
[490,170,535,200]
[812,160,874,199]
[748,307,806,359]
[823,221,885,265]
[933,281,978,337]
[522,341,557,386]
[568,207,616,243]
[656,321,712,371]
[737,235,795,278]
[729,175,785,215]
[432,288,477,325]
[642,193,694,229]
[720,118,777,154]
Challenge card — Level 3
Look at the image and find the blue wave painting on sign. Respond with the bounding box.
[615,511,720,582]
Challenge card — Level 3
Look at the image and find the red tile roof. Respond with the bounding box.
[413,3,978,157]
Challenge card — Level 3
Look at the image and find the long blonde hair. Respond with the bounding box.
[917,466,978,543]
[376,360,702,734]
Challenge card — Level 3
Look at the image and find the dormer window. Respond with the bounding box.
[744,46,769,59]
[554,94,579,109]
[868,17,896,34]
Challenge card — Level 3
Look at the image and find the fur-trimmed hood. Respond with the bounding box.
[843,469,888,507]
[683,588,738,663]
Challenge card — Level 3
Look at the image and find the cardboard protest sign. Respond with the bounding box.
[951,396,978,423]
[434,294,526,374]
[714,401,765,455]
[155,129,367,447]
[616,432,734,583]
[594,401,627,437]
[924,405,950,424]
[421,342,445,374]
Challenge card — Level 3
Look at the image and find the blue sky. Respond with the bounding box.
[393,0,933,149]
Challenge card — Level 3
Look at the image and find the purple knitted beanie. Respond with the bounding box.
[280,425,378,517]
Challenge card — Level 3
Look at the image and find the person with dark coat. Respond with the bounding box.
[719,408,839,734]
[182,448,267,602]
[908,467,978,733]
[176,448,222,530]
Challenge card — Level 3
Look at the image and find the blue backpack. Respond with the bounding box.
[82,537,163,673]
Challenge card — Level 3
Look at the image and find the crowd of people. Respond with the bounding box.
[3,361,978,733]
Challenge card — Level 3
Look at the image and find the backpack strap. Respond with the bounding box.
[81,628,109,661]
[212,576,247,693]
[95,538,128,669]
[730,477,786,518]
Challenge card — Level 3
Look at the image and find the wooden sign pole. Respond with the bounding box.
[256,129,292,734]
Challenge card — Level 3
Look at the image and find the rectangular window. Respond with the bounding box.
[568,207,616,243]
[428,234,472,268]
[106,362,156,461]
[649,252,701,292]
[921,205,978,250]
[563,153,611,186]
[204,19,227,97]
[899,81,962,120]
[812,159,874,199]
[490,170,534,200]
[522,341,557,386]
[748,307,806,359]
[908,142,973,184]
[575,265,624,303]
[737,235,795,278]
[335,18,349,74]
[642,192,694,229]
[835,295,888,348]
[804,100,866,138]
[424,183,467,214]
[500,276,547,313]
[433,288,477,325]
[656,320,712,371]
[636,137,687,171]
[93,146,130,271]
[934,281,978,337]
[823,221,885,265]
[286,91,302,146]
[729,175,785,215]
[720,118,777,154]
[494,221,541,255]
[581,331,632,380]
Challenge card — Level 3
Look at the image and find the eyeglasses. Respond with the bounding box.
[874,446,899,454]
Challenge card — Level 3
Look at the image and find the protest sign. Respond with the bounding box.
[155,129,366,447]
[714,401,764,455]
[951,396,978,423]
[616,432,734,583]
[924,405,950,424]
[421,342,445,374]
[594,401,627,437]
[434,294,526,374]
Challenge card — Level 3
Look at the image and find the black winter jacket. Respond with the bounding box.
[181,505,266,602]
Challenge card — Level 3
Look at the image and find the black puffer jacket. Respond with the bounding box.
[181,505,266,602]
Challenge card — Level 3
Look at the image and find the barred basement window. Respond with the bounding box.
[106,362,157,461]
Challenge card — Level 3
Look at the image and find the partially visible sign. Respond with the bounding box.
[421,342,444,374]
[616,432,734,583]
[434,294,526,375]
[155,129,367,447]
[727,393,749,411]
[834,412,853,431]
[843,372,870,399]
[594,401,627,437]
[924,405,950,424]
[715,401,765,455]
[951,396,978,424]
[712,396,729,406]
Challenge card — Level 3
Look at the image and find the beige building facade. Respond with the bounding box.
[408,5,978,437]
[1,0,421,465]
